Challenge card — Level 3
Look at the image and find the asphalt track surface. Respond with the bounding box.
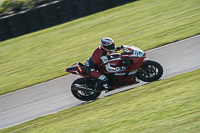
[0,35,200,129]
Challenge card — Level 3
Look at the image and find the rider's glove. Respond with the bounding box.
[115,45,124,51]
[115,46,121,51]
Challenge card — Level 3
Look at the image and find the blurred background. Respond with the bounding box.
[0,0,200,132]
[0,0,136,41]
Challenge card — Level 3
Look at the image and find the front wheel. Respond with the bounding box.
[136,60,163,82]
[71,78,101,101]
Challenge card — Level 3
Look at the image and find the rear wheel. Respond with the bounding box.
[136,60,163,82]
[71,78,101,101]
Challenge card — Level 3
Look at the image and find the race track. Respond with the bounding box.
[0,35,200,129]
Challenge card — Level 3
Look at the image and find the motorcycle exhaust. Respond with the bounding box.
[73,84,101,92]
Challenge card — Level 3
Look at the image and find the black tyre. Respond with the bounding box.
[136,60,163,82]
[71,78,101,101]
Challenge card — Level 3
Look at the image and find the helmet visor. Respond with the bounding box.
[104,43,115,51]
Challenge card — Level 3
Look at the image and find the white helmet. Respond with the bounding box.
[100,37,115,52]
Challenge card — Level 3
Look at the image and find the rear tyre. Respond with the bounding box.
[136,60,163,82]
[71,78,101,101]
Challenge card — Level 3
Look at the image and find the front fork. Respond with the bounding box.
[138,67,147,75]
[138,58,149,75]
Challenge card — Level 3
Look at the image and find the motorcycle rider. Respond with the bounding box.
[85,37,125,90]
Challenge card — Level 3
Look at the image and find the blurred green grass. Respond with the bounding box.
[1,69,200,133]
[0,0,200,95]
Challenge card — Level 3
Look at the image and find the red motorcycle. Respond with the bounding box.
[65,45,163,101]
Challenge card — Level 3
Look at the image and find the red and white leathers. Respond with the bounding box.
[85,46,122,82]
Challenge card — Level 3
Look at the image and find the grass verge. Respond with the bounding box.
[1,69,200,133]
[0,0,200,95]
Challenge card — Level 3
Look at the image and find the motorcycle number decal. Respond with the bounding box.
[131,50,144,57]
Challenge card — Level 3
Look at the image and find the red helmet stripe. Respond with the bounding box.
[105,41,110,44]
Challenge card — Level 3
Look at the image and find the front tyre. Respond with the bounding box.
[136,60,163,82]
[71,78,101,101]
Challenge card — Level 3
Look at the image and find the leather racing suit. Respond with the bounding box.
[85,46,122,82]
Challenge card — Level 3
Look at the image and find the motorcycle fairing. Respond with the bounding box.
[110,74,138,90]
[99,52,145,74]
[65,62,90,78]
[122,45,145,58]
[65,64,79,74]
[114,69,138,76]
